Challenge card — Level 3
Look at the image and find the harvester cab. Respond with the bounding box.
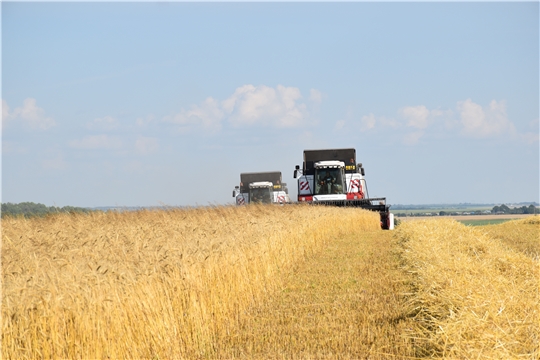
[314,161,345,197]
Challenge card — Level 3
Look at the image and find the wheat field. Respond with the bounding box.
[2,205,381,359]
[2,207,538,359]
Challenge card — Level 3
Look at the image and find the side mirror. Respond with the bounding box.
[293,170,298,179]
[361,168,365,176]
[232,190,235,197]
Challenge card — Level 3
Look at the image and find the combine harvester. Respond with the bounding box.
[293,148,394,229]
[233,171,290,205]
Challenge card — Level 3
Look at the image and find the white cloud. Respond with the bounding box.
[164,85,316,132]
[86,116,119,131]
[68,135,122,150]
[339,113,399,133]
[2,98,56,130]
[135,136,159,155]
[458,99,516,137]
[349,99,530,145]
[225,84,308,128]
[164,97,224,132]
[400,105,431,129]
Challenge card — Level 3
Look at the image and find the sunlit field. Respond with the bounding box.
[396,217,539,358]
[2,205,381,359]
[3,207,538,359]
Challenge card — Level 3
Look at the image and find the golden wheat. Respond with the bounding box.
[2,205,380,359]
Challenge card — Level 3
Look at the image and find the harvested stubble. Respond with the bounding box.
[396,218,539,359]
[2,205,380,359]
[478,215,540,258]
[223,228,417,359]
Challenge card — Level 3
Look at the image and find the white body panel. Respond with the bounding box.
[298,175,314,195]
[344,173,366,198]
[273,191,290,204]
[236,193,248,205]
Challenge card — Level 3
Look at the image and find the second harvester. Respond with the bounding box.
[233,171,290,205]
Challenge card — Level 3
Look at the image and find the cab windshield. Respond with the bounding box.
[250,187,273,204]
[315,168,344,195]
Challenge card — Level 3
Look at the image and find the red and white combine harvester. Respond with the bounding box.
[294,148,394,230]
[233,171,290,205]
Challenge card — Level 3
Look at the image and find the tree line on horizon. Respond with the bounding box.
[2,202,538,219]
[1,202,92,218]
[491,204,538,215]
[395,204,539,217]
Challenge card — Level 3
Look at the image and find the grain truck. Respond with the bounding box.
[233,171,290,205]
[293,148,393,229]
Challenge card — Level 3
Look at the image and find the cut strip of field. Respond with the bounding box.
[478,216,540,257]
[396,217,539,358]
[221,230,416,359]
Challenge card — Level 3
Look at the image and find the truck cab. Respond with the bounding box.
[249,182,274,204]
[313,161,346,200]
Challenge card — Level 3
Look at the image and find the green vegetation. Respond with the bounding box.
[492,204,538,214]
[1,202,92,218]
[458,219,513,226]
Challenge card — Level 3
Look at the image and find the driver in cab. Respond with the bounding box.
[319,170,335,194]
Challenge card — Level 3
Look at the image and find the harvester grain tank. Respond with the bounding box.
[233,171,290,205]
[293,148,394,229]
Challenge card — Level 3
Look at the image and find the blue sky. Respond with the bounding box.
[2,2,538,207]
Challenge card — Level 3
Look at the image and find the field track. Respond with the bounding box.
[223,229,416,359]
